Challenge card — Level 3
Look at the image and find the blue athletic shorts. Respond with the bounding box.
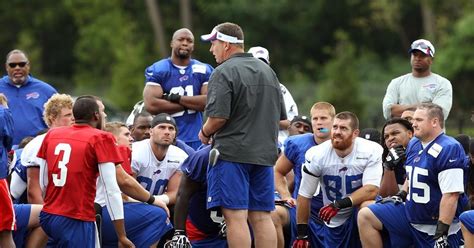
[460,210,474,233]
[368,202,461,247]
[101,202,172,248]
[40,211,95,248]
[191,235,227,248]
[13,204,31,247]
[207,159,274,211]
[317,209,361,248]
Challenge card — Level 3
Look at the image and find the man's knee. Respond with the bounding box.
[270,206,288,228]
[358,207,382,230]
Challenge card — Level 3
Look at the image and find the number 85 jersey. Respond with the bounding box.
[404,134,465,225]
[303,137,383,227]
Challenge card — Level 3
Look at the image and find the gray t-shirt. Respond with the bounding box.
[206,53,287,166]
[382,73,452,119]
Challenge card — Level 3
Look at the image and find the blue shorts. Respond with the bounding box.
[460,210,474,233]
[186,141,202,151]
[101,202,172,248]
[309,217,325,247]
[318,209,361,248]
[40,211,95,248]
[207,160,274,211]
[13,204,31,248]
[368,202,461,248]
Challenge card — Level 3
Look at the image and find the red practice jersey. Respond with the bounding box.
[38,124,123,221]
[117,145,133,176]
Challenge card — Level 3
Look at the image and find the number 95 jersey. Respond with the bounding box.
[304,137,383,227]
[132,139,188,195]
[404,134,465,225]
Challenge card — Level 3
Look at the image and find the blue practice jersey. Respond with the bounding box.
[180,145,221,236]
[11,149,28,203]
[0,106,14,179]
[0,75,56,145]
[405,134,465,225]
[145,58,213,143]
[284,133,324,219]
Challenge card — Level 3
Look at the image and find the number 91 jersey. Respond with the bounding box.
[131,139,188,195]
[404,134,465,225]
[145,58,213,143]
[305,137,383,227]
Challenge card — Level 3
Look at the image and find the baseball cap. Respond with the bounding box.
[248,46,270,64]
[291,115,311,127]
[151,113,177,130]
[201,28,244,44]
[409,39,435,57]
[359,128,381,143]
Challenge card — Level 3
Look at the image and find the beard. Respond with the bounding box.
[331,135,353,150]
[175,49,191,59]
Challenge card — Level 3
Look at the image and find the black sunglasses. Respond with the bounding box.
[8,62,28,68]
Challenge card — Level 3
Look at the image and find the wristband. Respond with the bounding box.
[201,128,211,138]
[396,190,408,201]
[334,197,353,209]
[296,224,309,237]
[146,194,155,204]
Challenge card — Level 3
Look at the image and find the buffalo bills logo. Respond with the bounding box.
[179,75,189,82]
[25,92,39,99]
[153,169,161,175]
[339,167,348,173]
[414,157,420,162]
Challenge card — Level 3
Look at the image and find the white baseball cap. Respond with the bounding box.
[409,39,435,57]
[248,46,270,64]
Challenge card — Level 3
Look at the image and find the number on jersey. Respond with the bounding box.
[406,166,430,203]
[322,174,363,202]
[52,143,72,187]
[169,85,196,117]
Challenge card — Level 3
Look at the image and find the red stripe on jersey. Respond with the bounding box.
[186,218,208,241]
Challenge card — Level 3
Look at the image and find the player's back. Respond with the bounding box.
[39,125,122,221]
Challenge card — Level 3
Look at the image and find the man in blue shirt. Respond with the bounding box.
[0,49,57,145]
[143,28,213,150]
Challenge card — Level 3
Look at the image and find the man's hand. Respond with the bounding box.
[319,202,339,224]
[164,230,191,248]
[292,224,310,248]
[152,197,170,217]
[162,93,181,104]
[433,221,450,248]
[383,145,406,171]
[377,190,407,205]
[118,236,135,248]
[275,198,296,208]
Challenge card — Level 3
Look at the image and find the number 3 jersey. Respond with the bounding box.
[145,58,213,143]
[303,137,383,227]
[404,134,465,225]
[131,139,188,195]
[37,125,123,221]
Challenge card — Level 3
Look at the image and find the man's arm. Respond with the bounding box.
[274,154,295,202]
[178,84,208,112]
[438,192,459,225]
[143,84,185,114]
[199,117,227,144]
[432,79,453,120]
[115,165,169,213]
[347,185,379,206]
[160,171,183,205]
[379,170,400,197]
[389,104,418,118]
[26,167,43,204]
[98,162,134,247]
[173,174,201,230]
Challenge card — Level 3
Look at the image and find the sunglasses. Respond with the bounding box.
[8,62,28,68]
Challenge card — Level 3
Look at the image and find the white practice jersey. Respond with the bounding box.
[278,83,298,145]
[131,139,188,195]
[300,137,383,227]
[21,133,46,167]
